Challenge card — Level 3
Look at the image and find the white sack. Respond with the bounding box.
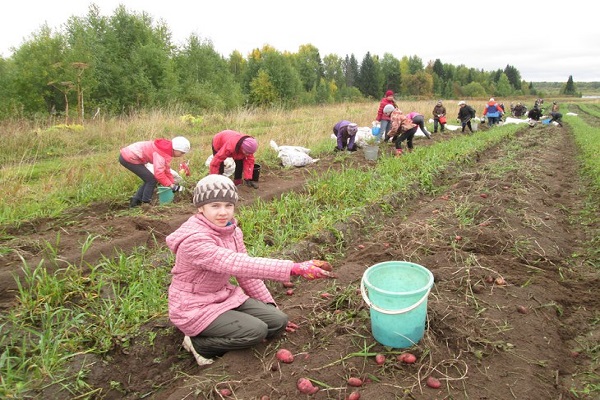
[205,155,235,177]
[503,117,529,125]
[270,140,318,167]
[145,163,183,183]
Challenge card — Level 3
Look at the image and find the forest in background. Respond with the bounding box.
[0,4,592,122]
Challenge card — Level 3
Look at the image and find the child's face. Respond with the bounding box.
[199,201,235,227]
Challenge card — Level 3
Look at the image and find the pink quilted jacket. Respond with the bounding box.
[166,214,294,336]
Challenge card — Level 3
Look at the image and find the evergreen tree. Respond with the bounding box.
[561,75,577,95]
[356,52,380,98]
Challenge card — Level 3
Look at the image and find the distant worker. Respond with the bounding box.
[386,106,418,156]
[432,100,447,133]
[527,105,542,122]
[406,111,432,139]
[513,102,527,117]
[457,101,476,133]
[483,98,504,126]
[549,102,563,127]
[376,90,398,142]
[333,120,359,152]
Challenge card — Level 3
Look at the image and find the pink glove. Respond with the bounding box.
[291,260,333,280]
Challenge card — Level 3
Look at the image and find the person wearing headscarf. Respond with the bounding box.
[432,100,447,133]
[333,120,359,152]
[210,130,259,189]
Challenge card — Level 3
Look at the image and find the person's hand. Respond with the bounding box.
[244,179,258,189]
[291,260,333,280]
[171,184,184,193]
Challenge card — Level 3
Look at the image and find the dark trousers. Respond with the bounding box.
[394,127,418,150]
[119,154,156,203]
[461,120,473,133]
[433,119,445,132]
[190,298,288,358]
[213,147,244,181]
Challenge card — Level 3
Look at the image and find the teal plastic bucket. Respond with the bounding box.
[361,261,434,348]
[157,186,174,204]
[371,126,380,136]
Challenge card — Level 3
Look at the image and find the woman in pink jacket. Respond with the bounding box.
[210,130,259,189]
[167,174,333,366]
[119,136,190,207]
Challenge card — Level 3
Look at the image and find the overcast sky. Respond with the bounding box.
[1,1,598,82]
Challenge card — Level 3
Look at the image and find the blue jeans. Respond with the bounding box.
[380,120,392,141]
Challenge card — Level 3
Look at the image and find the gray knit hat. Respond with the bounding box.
[193,175,238,207]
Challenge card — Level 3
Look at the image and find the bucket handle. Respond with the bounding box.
[360,278,431,315]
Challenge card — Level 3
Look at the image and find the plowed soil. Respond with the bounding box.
[2,123,598,399]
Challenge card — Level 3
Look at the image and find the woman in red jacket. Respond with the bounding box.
[119,136,190,207]
[210,130,259,189]
[376,90,398,142]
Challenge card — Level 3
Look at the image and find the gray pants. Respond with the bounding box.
[190,298,288,358]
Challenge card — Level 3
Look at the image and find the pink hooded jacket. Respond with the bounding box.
[166,213,294,337]
[120,139,175,187]
[210,130,256,181]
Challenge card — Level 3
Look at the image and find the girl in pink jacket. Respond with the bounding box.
[210,130,259,189]
[166,174,333,366]
[119,136,190,207]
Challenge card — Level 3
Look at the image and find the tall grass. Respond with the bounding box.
[1,100,498,225]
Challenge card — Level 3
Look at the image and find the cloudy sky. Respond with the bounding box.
[2,1,598,82]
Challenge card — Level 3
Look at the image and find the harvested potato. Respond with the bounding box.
[297,378,319,394]
[276,349,294,363]
[347,377,363,387]
[426,376,441,389]
[397,353,417,364]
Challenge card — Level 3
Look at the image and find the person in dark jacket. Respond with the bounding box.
[210,130,259,189]
[333,120,359,151]
[527,106,542,122]
[513,102,527,117]
[376,90,398,142]
[457,101,476,133]
[432,100,447,133]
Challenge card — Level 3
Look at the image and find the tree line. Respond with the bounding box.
[0,5,578,122]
